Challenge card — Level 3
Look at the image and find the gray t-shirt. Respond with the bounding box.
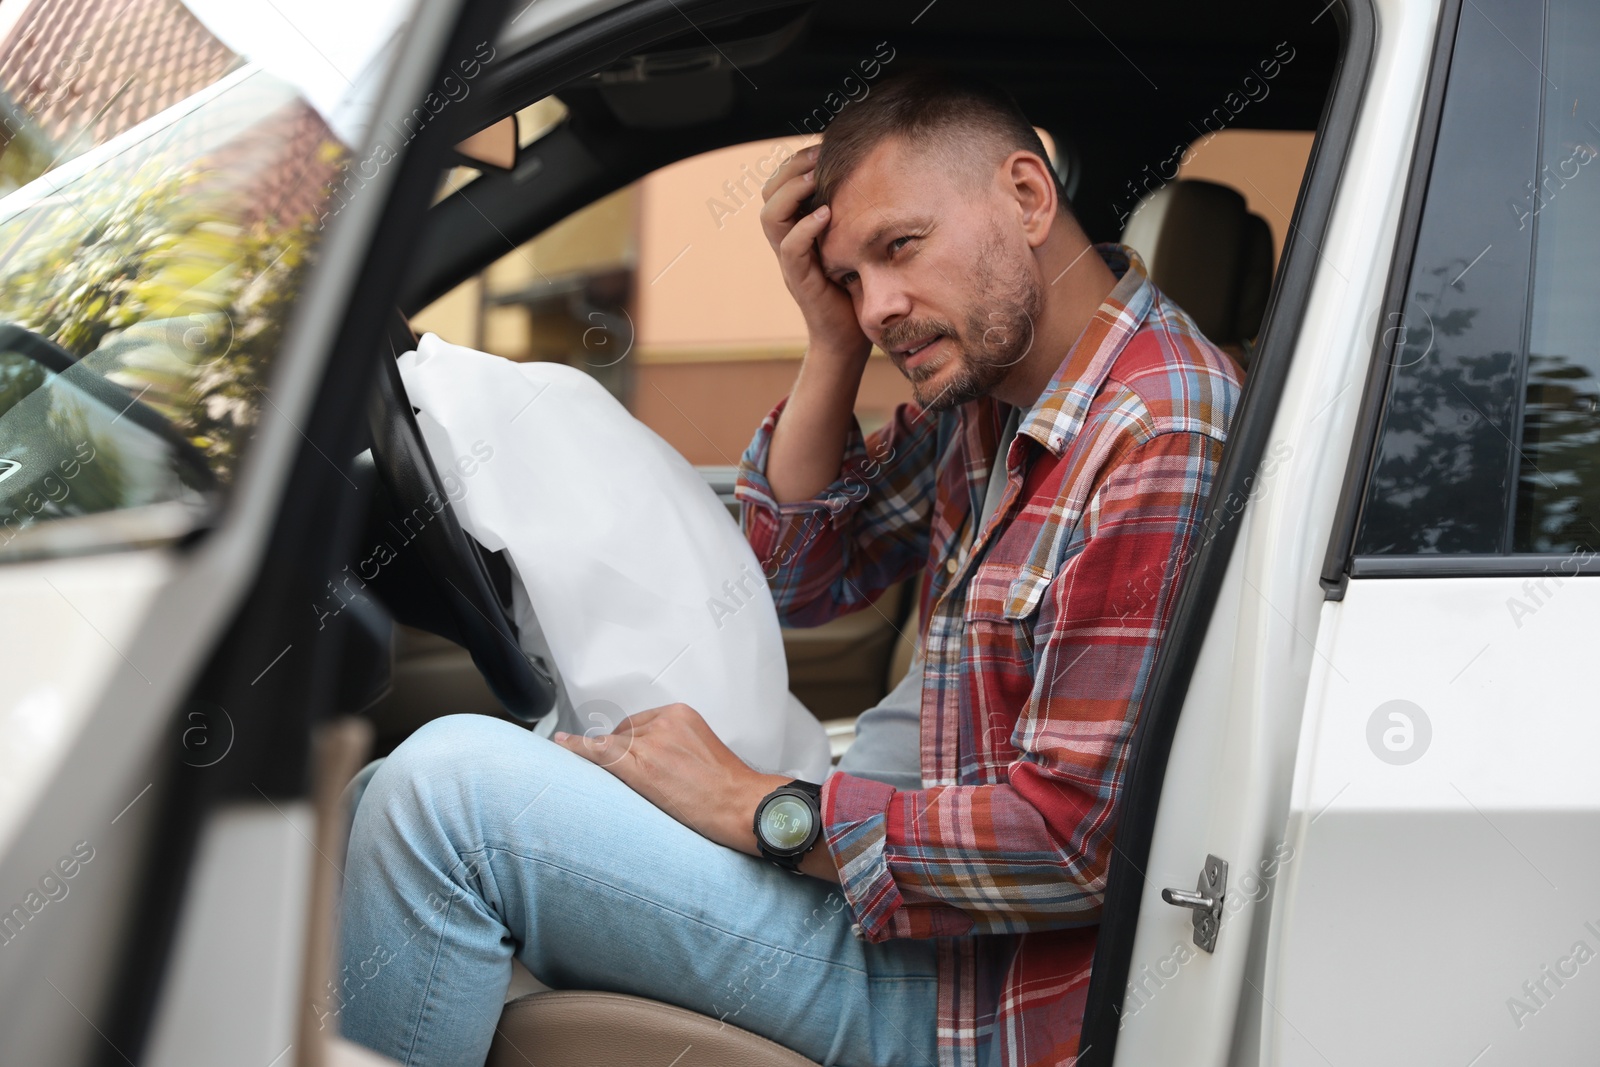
[833,407,1020,790]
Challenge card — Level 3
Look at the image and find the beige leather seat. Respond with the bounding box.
[488,990,821,1066]
[1120,177,1274,371]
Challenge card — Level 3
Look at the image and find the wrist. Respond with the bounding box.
[803,333,872,372]
[725,772,792,854]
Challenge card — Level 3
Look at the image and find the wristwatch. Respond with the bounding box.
[752,779,823,872]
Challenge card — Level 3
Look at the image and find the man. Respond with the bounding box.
[339,72,1238,1067]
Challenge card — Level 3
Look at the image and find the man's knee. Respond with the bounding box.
[384,710,519,774]
[355,714,535,833]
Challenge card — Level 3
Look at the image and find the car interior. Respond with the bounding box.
[328,0,1346,1062]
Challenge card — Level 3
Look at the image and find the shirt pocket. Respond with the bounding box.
[962,561,1052,678]
[960,562,1050,764]
[964,561,1052,624]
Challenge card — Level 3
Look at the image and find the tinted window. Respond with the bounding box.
[1515,0,1600,551]
[1357,0,1600,556]
[1353,0,1541,555]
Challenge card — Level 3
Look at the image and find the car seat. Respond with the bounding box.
[1120,177,1274,371]
[487,991,822,1066]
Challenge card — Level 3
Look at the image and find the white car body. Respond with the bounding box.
[2,0,1595,1064]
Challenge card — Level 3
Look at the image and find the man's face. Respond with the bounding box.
[818,136,1042,412]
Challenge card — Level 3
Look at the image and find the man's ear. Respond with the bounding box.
[1006,150,1058,249]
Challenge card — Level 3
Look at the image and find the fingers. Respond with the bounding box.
[761,143,820,204]
[612,706,666,735]
[761,169,817,231]
[759,173,818,252]
[552,703,710,775]
[552,702,678,761]
[778,203,832,276]
[760,146,824,252]
[553,721,637,770]
[551,728,606,764]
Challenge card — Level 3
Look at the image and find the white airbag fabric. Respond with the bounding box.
[397,334,830,781]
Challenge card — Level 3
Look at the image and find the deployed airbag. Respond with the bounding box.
[397,334,830,782]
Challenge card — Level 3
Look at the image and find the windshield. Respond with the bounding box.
[0,0,417,550]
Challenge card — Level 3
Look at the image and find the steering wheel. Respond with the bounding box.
[364,311,556,723]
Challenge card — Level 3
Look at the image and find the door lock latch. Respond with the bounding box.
[1161,854,1227,953]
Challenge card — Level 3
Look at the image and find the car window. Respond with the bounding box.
[1514,0,1600,551]
[0,0,416,553]
[1355,0,1600,556]
[410,135,923,723]
[0,326,213,538]
[1174,128,1316,270]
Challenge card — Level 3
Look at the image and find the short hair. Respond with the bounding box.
[808,70,1068,214]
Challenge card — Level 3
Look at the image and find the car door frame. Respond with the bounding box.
[1078,1,1381,1063]
[405,3,1385,1063]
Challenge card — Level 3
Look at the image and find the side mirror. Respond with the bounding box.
[453,115,518,170]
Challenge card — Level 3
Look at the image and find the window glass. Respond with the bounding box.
[0,327,212,531]
[1515,0,1600,552]
[1353,0,1542,555]
[0,0,417,551]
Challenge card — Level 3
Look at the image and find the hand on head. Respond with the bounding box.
[759,144,873,367]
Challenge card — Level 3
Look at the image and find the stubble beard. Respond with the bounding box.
[887,230,1042,413]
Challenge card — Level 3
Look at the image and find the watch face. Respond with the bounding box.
[759,795,815,851]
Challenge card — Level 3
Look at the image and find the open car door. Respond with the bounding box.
[0,0,526,1062]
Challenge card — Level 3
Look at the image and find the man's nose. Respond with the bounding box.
[858,274,913,337]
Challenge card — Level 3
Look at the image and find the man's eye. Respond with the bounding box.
[888,236,914,255]
[838,272,859,287]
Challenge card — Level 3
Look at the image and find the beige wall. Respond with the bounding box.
[636,357,913,467]
[636,137,814,358]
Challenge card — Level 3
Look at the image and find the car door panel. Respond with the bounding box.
[1261,0,1600,1061]
[0,551,181,1067]
[0,0,513,1059]
[1273,579,1600,1062]
[1106,0,1431,1062]
[1272,577,1600,1063]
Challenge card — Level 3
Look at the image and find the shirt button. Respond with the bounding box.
[946,557,959,575]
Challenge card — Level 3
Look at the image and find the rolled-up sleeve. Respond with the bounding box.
[735,395,942,628]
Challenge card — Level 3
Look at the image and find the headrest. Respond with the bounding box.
[1121,179,1274,352]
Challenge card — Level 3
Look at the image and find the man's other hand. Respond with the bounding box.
[553,703,840,882]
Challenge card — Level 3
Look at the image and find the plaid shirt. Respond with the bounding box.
[736,245,1240,1067]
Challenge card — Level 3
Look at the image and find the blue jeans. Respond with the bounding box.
[336,714,938,1067]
